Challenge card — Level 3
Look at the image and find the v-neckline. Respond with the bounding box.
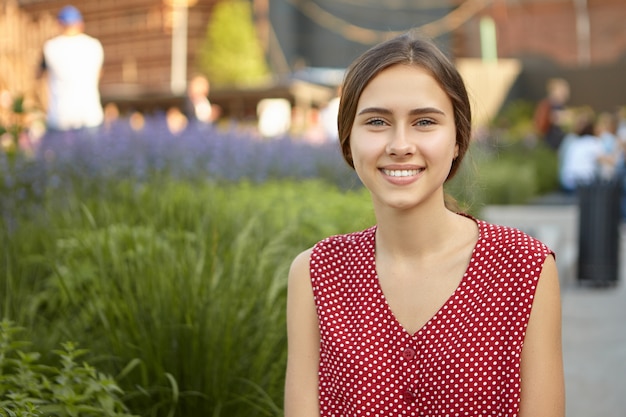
[369,216,483,338]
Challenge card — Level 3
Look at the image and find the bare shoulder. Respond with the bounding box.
[539,253,559,282]
[289,248,313,285]
[535,254,560,302]
[287,248,316,310]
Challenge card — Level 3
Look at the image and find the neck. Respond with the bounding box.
[62,26,83,36]
[374,204,462,261]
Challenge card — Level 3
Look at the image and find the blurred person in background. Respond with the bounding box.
[102,102,120,131]
[166,106,188,135]
[613,106,626,220]
[534,78,570,151]
[595,111,621,180]
[36,5,104,133]
[184,74,220,127]
[616,106,626,142]
[559,108,616,193]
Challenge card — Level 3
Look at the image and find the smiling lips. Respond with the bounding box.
[381,168,423,177]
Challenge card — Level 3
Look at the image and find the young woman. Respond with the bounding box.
[284,32,564,417]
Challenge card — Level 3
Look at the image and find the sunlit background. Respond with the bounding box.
[1,1,626,416]
[3,0,626,131]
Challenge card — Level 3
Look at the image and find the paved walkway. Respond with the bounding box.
[482,203,626,417]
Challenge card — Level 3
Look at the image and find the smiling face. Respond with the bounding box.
[350,64,458,212]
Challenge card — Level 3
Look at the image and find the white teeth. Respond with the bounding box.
[382,169,420,177]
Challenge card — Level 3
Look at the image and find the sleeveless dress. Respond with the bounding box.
[309,217,554,417]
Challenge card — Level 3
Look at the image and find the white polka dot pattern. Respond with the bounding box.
[310,216,553,417]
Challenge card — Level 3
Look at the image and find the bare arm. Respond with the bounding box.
[284,249,320,417]
[518,255,565,417]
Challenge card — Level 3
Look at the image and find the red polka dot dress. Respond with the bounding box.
[309,216,554,417]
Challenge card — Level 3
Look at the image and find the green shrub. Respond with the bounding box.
[0,318,137,417]
[478,160,538,205]
[449,140,559,208]
[490,99,537,143]
[476,98,560,202]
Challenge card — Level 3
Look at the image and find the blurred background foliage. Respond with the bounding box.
[197,0,270,87]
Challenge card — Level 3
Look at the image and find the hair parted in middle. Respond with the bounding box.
[337,30,472,182]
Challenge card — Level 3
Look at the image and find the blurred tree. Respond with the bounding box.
[198,0,270,87]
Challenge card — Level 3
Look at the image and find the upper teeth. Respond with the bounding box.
[383,169,420,177]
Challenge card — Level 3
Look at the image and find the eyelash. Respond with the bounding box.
[364,118,436,127]
[415,119,435,126]
[365,118,386,126]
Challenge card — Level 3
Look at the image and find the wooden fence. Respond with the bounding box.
[0,0,57,112]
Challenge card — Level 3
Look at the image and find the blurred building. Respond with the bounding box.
[266,0,456,69]
[269,0,626,121]
[2,0,626,126]
[454,0,626,113]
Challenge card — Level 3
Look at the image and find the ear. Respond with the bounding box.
[344,136,355,168]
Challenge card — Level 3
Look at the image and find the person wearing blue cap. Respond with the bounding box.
[36,5,104,132]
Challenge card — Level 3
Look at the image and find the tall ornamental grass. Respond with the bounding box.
[2,177,374,416]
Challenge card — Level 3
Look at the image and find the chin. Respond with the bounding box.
[381,198,422,211]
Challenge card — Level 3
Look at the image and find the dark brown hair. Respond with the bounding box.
[338,31,472,181]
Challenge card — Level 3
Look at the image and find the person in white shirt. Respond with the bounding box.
[559,108,615,193]
[37,5,104,131]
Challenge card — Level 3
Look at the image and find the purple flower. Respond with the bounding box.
[1,117,360,229]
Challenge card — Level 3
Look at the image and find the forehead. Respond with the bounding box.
[357,64,450,109]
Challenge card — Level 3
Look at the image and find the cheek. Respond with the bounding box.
[349,137,370,173]
[421,135,456,159]
[349,135,375,165]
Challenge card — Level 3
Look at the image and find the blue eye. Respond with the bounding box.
[366,118,386,126]
[415,119,435,127]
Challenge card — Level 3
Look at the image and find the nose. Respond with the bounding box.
[386,127,415,156]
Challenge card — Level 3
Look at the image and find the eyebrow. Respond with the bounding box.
[356,107,446,116]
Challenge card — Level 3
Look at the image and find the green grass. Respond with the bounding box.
[1,179,374,416]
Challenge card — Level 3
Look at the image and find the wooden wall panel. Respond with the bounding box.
[0,0,57,109]
[10,0,219,110]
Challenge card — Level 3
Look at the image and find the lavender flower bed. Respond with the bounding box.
[1,116,360,227]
